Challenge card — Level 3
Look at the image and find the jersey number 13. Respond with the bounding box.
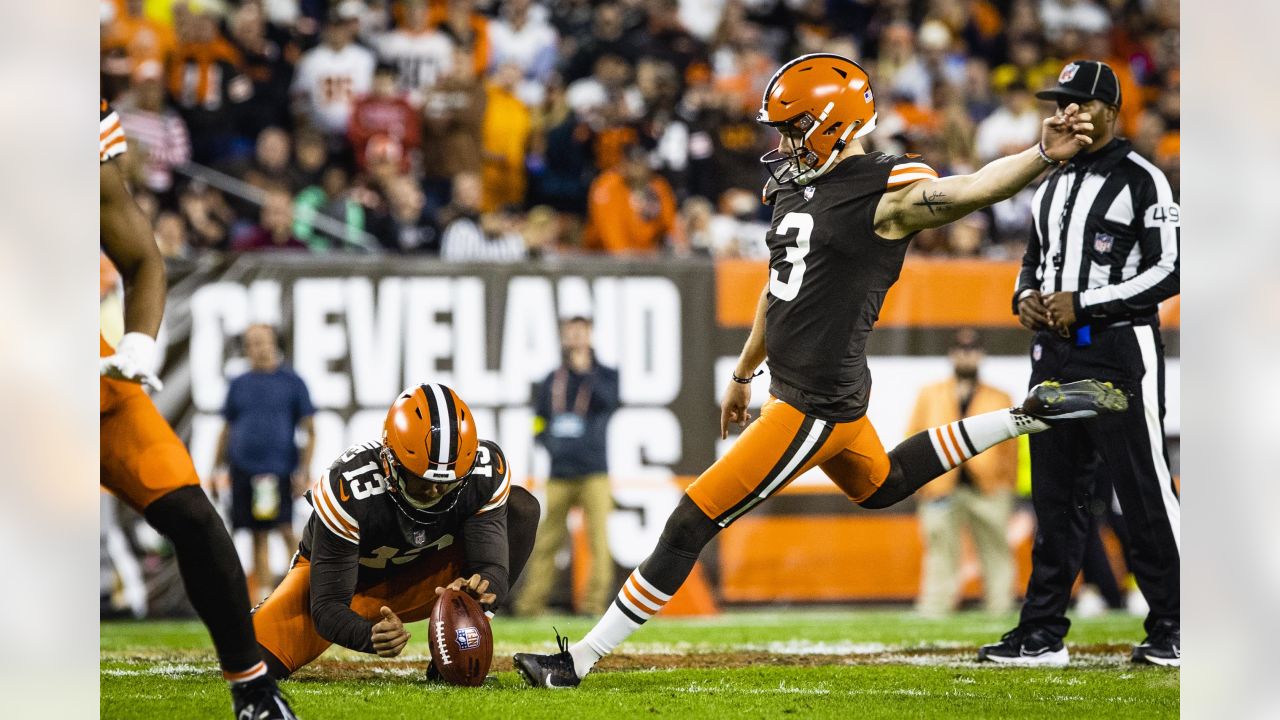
[769,212,813,302]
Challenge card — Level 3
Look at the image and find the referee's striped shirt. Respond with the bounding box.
[1015,137,1179,322]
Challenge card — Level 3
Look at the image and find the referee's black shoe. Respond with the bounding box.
[977,626,1069,667]
[1020,379,1129,422]
[1132,620,1180,667]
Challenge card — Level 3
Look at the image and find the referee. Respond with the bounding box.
[977,60,1180,667]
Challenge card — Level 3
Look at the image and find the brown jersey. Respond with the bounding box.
[762,152,937,422]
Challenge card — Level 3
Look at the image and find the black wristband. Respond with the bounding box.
[731,369,764,384]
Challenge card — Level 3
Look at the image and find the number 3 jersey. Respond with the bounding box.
[294,438,512,651]
[762,152,937,422]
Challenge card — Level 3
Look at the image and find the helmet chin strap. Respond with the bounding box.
[795,111,869,185]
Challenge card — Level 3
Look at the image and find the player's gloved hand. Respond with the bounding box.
[371,606,411,658]
[1017,290,1050,331]
[721,378,753,440]
[99,332,164,392]
[1040,102,1094,161]
[436,574,497,606]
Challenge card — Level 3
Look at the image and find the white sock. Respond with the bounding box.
[224,660,267,686]
[568,569,672,678]
[925,409,1049,473]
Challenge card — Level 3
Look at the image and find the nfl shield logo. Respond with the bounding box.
[1093,232,1114,254]
[863,88,873,103]
[412,529,426,545]
[455,626,480,650]
[1033,344,1042,361]
[803,186,815,201]
[1059,63,1079,83]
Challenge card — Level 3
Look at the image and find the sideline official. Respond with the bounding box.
[978,61,1180,667]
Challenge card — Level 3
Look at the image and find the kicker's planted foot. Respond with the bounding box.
[513,632,582,689]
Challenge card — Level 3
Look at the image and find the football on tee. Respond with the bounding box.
[429,588,493,686]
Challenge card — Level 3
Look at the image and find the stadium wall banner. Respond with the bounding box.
[137,255,1179,606]
[157,254,720,571]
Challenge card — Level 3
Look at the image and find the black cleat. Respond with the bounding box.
[231,675,299,720]
[1019,379,1128,422]
[1132,620,1180,667]
[977,626,1069,667]
[513,631,581,689]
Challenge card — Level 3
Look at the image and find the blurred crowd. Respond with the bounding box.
[100,0,1180,261]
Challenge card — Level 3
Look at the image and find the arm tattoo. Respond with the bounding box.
[913,190,951,215]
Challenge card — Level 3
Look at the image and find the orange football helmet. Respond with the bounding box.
[757,53,878,185]
[380,383,479,516]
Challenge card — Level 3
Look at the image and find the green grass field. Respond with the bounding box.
[102,610,1178,719]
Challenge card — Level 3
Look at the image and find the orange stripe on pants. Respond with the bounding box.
[686,398,892,524]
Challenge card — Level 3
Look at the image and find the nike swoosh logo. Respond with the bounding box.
[545,675,566,688]
[1020,647,1052,657]
[495,454,505,476]
[339,481,350,502]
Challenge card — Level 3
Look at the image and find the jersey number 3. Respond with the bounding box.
[769,212,813,302]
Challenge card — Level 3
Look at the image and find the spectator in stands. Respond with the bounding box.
[375,0,455,108]
[521,204,560,259]
[526,81,592,214]
[516,315,620,617]
[481,63,533,211]
[231,127,298,194]
[974,80,1041,162]
[1040,0,1111,35]
[168,6,249,163]
[686,88,768,202]
[348,62,422,173]
[369,174,441,254]
[635,59,690,195]
[488,0,560,106]
[213,323,316,602]
[421,47,486,210]
[153,212,191,259]
[233,186,309,252]
[703,189,770,259]
[431,0,493,75]
[561,3,646,83]
[640,0,706,80]
[115,60,192,201]
[293,165,371,252]
[228,1,296,139]
[439,172,525,261]
[991,33,1059,94]
[101,0,176,79]
[291,129,329,191]
[583,144,682,254]
[680,196,714,255]
[178,182,233,252]
[291,1,376,141]
[909,329,1017,617]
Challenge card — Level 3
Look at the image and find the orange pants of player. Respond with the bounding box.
[253,545,465,676]
[100,335,200,512]
[687,396,892,527]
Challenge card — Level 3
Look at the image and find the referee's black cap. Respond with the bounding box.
[1036,60,1122,107]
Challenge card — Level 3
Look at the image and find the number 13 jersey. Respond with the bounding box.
[762,152,937,422]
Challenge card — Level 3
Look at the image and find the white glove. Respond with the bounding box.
[99,332,164,392]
